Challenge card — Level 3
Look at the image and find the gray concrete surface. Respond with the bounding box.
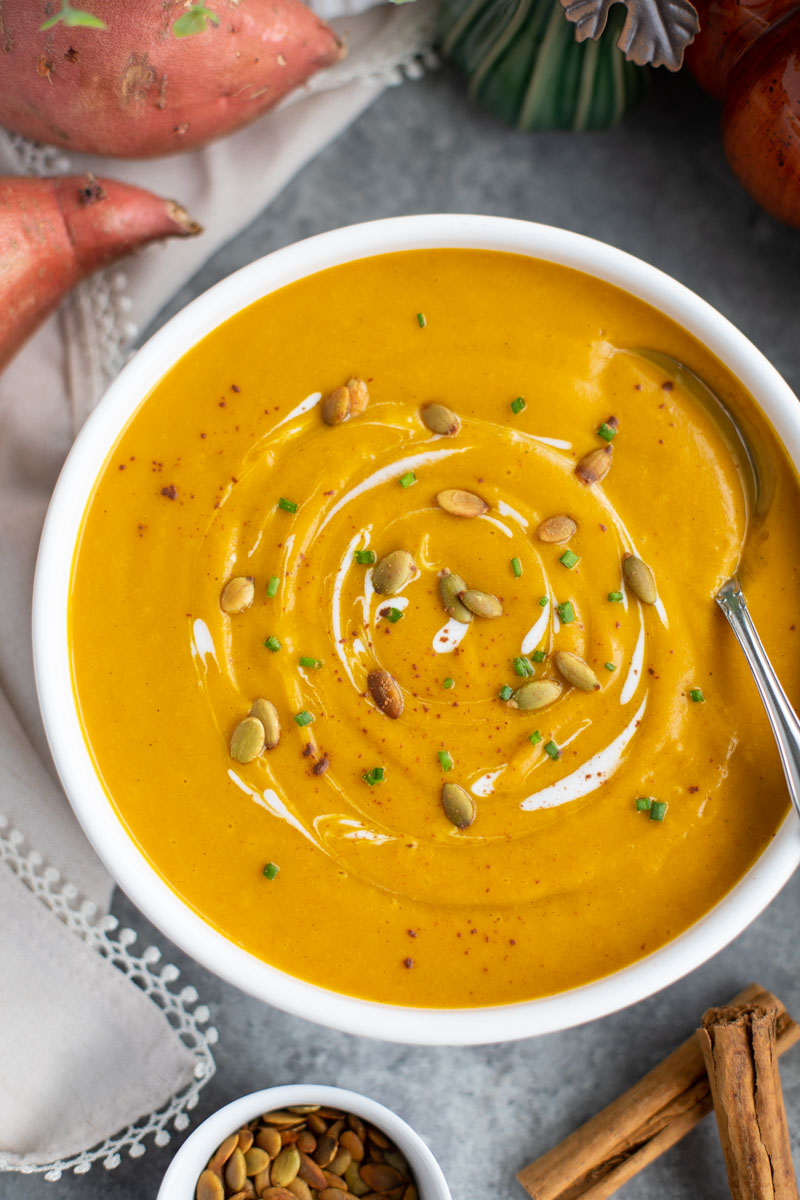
[6,60,800,1200]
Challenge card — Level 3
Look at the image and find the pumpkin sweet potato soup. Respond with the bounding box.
[69,250,800,1007]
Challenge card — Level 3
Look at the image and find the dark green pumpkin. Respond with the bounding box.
[441,0,647,130]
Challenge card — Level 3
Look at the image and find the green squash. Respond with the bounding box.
[441,0,647,130]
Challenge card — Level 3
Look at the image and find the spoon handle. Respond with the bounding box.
[716,578,800,817]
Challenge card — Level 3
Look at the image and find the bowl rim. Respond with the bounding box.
[156,1083,451,1200]
[33,213,800,1045]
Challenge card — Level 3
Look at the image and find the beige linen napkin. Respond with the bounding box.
[0,1,435,1177]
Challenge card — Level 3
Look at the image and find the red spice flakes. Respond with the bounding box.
[160,485,178,500]
[407,929,417,938]
[312,755,330,776]
[661,380,674,391]
[302,743,314,758]
[688,785,699,794]
[402,958,414,969]
[231,384,241,393]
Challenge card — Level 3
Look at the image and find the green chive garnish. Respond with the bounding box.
[608,591,623,603]
[544,740,560,760]
[560,549,580,570]
[511,396,526,415]
[635,796,652,811]
[539,595,548,607]
[532,650,546,663]
[598,421,617,442]
[264,635,281,652]
[363,766,385,786]
[384,607,404,624]
[530,730,542,745]
[294,710,314,727]
[605,662,616,671]
[443,677,455,689]
[438,750,454,772]
[650,800,668,822]
[511,556,523,578]
[417,312,426,328]
[399,471,417,488]
[263,861,280,880]
[557,600,575,624]
[689,688,705,703]
[266,575,280,597]
[278,497,298,513]
[513,656,533,677]
[354,549,376,565]
[299,656,322,669]
[499,684,513,701]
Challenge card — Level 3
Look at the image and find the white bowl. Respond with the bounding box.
[157,1085,451,1200]
[33,214,800,1045]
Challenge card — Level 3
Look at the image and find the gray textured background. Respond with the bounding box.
[7,59,800,1200]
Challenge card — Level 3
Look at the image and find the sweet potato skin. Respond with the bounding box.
[0,0,343,158]
[0,174,202,370]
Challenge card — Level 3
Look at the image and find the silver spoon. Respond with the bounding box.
[633,348,800,819]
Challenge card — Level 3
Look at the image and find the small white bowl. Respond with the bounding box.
[33,214,800,1044]
[157,1085,451,1200]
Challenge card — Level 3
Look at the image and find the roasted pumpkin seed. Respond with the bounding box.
[244,1148,269,1177]
[298,1153,329,1191]
[346,378,370,417]
[296,1130,317,1154]
[318,1190,348,1200]
[226,1149,247,1192]
[575,445,612,484]
[340,1131,364,1163]
[622,552,658,604]
[288,1106,321,1115]
[288,1180,313,1200]
[367,669,403,719]
[459,588,502,619]
[436,488,489,518]
[537,514,577,543]
[209,1132,240,1174]
[372,550,415,594]
[230,716,266,764]
[314,1135,338,1168]
[250,699,281,749]
[553,650,600,691]
[329,1149,352,1177]
[360,1164,403,1191]
[509,679,562,710]
[238,1129,255,1154]
[323,1172,349,1189]
[197,1169,225,1200]
[220,576,255,614]
[321,385,350,426]
[345,1162,370,1197]
[262,1190,298,1200]
[438,570,473,623]
[442,782,476,829]
[271,1146,301,1187]
[421,403,460,436]
[256,1128,283,1158]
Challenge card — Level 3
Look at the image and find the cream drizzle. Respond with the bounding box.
[190,618,216,665]
[272,390,322,433]
[530,435,572,449]
[432,617,470,654]
[620,617,645,705]
[331,532,362,688]
[321,447,468,531]
[375,596,409,623]
[521,601,550,655]
[497,499,530,528]
[228,770,317,846]
[471,767,506,796]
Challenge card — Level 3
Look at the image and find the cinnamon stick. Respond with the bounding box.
[517,984,799,1200]
[698,1002,798,1200]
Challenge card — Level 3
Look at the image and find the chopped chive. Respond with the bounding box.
[560,549,581,570]
[557,600,576,624]
[263,861,280,880]
[650,800,668,822]
[294,710,314,727]
[264,635,281,652]
[539,595,549,607]
[532,650,546,663]
[384,606,404,624]
[363,766,385,785]
[399,470,417,488]
[605,661,616,671]
[511,396,526,415]
[608,591,624,603]
[299,656,323,669]
[266,575,280,597]
[513,656,533,677]
[689,688,705,703]
[511,556,523,578]
[438,750,454,772]
[417,312,427,328]
[598,421,618,442]
[277,497,298,513]
[499,684,513,701]
[530,730,542,745]
[635,796,652,812]
[544,740,560,760]
[354,549,376,565]
[443,677,455,689]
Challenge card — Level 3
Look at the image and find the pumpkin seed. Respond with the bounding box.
[553,650,600,691]
[345,1162,371,1196]
[442,782,476,829]
[221,575,255,614]
[372,550,415,594]
[347,1115,367,1141]
[329,1148,352,1176]
[318,1190,348,1200]
[197,1169,225,1200]
[509,679,562,710]
[367,669,404,719]
[296,1130,317,1154]
[340,1130,364,1163]
[238,1129,254,1154]
[262,1190,298,1200]
[288,1180,313,1200]
[321,385,351,426]
[360,1164,403,1191]
[575,445,612,484]
[366,1127,389,1150]
[250,699,281,749]
[623,552,658,604]
[436,488,489,518]
[265,1111,305,1129]
[314,1134,338,1168]
[245,1148,270,1177]
[403,1187,418,1200]
[226,1148,247,1192]
[324,1172,349,1189]
[254,1166,272,1193]
[537,514,577,543]
[421,403,461,436]
[256,1128,283,1158]
[208,1132,240,1174]
[347,377,370,417]
[298,1152,329,1190]
[271,1146,301,1187]
[439,569,473,623]
[230,716,266,764]
[288,1105,321,1114]
[459,588,502,619]
[307,1114,327,1136]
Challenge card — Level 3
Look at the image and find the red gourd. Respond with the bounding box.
[0,0,343,159]
[684,0,795,100]
[0,174,202,371]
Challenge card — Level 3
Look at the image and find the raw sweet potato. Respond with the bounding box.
[0,174,202,370]
[0,0,343,159]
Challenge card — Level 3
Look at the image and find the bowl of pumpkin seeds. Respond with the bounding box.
[157,1085,451,1200]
